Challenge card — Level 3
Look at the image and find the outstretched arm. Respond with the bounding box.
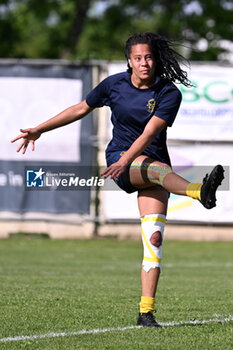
[11,100,93,154]
[101,116,167,179]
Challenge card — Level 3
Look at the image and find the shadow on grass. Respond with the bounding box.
[8,232,50,240]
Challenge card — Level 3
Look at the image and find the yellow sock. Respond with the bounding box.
[186,183,202,200]
[139,296,155,314]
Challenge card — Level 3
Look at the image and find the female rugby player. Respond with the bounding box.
[11,32,224,327]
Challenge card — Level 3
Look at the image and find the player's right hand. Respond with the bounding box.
[11,128,41,154]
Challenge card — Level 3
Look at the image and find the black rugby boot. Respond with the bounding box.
[200,165,224,209]
[137,312,162,328]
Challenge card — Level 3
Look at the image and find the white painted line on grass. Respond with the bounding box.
[164,262,233,268]
[0,315,232,343]
[161,315,233,327]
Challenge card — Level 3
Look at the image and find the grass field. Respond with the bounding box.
[0,235,232,349]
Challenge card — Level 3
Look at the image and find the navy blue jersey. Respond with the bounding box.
[86,72,181,165]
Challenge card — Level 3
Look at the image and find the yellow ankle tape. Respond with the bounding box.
[140,296,155,314]
[186,183,202,200]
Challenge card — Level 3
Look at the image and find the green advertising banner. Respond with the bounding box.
[168,64,233,141]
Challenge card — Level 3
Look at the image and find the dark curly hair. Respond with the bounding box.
[124,32,192,87]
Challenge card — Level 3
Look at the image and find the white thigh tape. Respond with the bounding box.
[130,160,172,187]
[147,164,172,186]
[140,214,166,272]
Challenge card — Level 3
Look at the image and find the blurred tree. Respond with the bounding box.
[78,0,233,61]
[0,0,232,61]
[0,0,92,58]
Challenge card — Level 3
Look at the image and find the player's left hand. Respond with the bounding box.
[101,159,128,179]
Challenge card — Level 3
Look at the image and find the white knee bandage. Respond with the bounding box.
[140,214,166,272]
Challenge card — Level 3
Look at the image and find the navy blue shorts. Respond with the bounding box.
[106,150,138,194]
